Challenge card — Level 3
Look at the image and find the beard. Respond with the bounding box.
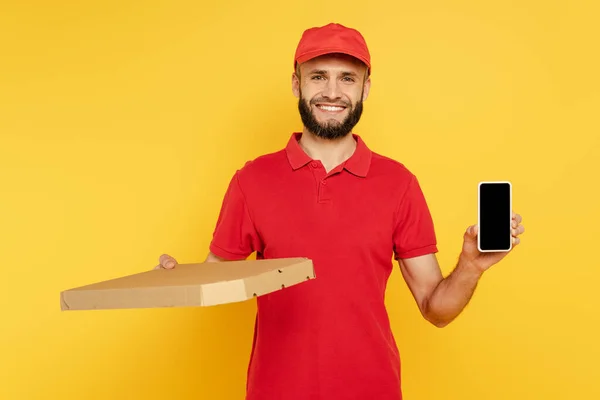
[297,90,364,140]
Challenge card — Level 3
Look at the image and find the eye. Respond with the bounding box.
[311,75,324,80]
[342,76,355,82]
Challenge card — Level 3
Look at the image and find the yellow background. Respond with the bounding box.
[1,0,599,399]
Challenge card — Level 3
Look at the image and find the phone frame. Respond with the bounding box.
[477,181,513,253]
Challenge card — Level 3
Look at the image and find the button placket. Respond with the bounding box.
[307,160,330,203]
[318,175,331,203]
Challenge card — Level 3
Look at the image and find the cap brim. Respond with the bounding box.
[295,48,371,72]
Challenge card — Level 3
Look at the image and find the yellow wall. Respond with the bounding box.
[1,1,599,399]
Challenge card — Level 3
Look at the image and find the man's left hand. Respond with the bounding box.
[460,212,524,273]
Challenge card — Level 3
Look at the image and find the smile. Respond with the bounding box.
[315,104,347,113]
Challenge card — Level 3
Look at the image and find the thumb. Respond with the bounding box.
[158,254,178,269]
[465,224,479,239]
[153,260,176,270]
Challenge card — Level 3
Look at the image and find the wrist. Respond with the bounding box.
[458,253,485,278]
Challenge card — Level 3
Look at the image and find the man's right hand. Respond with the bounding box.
[154,254,178,270]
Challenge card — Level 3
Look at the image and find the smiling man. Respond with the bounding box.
[295,54,367,143]
[157,23,524,400]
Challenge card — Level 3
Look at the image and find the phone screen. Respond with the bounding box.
[478,182,512,251]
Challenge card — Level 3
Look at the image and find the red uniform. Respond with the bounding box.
[210,132,438,399]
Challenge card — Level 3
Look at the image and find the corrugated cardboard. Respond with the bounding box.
[60,257,315,310]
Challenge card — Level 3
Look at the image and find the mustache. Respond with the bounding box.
[309,98,351,107]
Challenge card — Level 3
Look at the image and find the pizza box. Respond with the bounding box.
[60,257,315,310]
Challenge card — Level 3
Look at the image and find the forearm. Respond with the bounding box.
[424,256,483,327]
[205,251,229,263]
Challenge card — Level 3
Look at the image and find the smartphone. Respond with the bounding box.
[478,181,512,252]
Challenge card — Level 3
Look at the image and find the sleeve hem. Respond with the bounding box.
[209,242,251,261]
[395,244,438,260]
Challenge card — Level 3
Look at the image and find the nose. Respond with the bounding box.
[323,78,342,100]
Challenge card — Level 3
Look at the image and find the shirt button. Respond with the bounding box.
[310,161,319,168]
[321,180,327,185]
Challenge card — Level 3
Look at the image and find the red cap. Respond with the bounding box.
[294,23,371,74]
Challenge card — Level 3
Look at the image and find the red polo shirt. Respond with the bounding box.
[210,132,438,400]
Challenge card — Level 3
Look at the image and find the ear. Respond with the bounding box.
[291,72,300,98]
[361,76,371,102]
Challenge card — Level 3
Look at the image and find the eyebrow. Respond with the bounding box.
[307,69,359,77]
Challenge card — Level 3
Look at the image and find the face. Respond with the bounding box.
[292,53,371,140]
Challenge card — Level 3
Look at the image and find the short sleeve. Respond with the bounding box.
[209,171,263,260]
[393,174,438,260]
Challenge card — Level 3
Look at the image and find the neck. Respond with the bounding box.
[299,128,357,172]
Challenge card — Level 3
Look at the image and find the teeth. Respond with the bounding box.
[319,105,345,111]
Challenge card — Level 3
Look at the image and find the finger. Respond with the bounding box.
[159,254,172,264]
[156,262,176,270]
[512,236,520,245]
[518,225,525,235]
[511,225,525,236]
[512,213,522,227]
[159,254,168,264]
[159,254,177,268]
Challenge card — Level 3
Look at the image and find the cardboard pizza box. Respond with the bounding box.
[60,257,315,310]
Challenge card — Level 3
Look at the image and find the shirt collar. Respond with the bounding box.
[285,132,372,177]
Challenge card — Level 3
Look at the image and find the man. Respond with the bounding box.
[157,23,524,400]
